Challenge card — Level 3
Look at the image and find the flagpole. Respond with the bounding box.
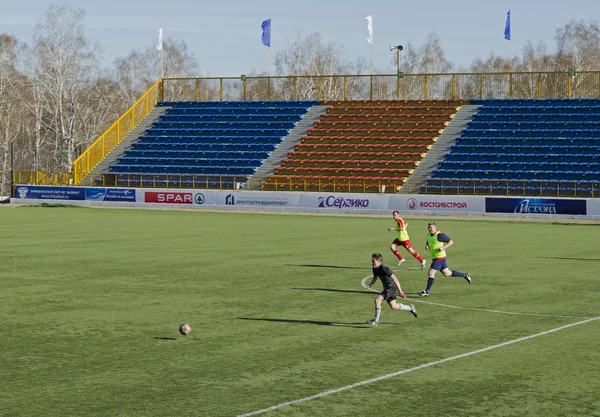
[158,25,164,78]
[509,40,512,72]
[370,44,373,75]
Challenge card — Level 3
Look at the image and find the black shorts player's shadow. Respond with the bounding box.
[292,287,371,295]
[540,256,600,262]
[238,317,391,328]
[285,263,368,270]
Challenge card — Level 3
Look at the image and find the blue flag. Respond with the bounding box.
[261,19,271,47]
[504,10,511,40]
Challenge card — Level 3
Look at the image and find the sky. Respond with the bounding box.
[1,0,599,76]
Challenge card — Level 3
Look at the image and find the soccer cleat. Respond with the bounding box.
[420,260,427,270]
[418,290,429,297]
[410,304,418,318]
[465,272,471,284]
[366,319,379,326]
[397,259,406,266]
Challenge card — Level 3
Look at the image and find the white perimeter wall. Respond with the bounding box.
[10,185,600,219]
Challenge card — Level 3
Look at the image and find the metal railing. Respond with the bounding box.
[13,170,599,198]
[406,178,598,198]
[72,79,163,185]
[94,173,598,198]
[14,170,72,186]
[61,70,600,194]
[161,71,600,102]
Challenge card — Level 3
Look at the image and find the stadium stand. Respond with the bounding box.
[422,99,600,197]
[261,100,465,192]
[102,100,319,188]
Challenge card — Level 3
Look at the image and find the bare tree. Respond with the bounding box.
[0,35,24,195]
[391,32,454,99]
[273,32,357,100]
[115,38,199,103]
[25,5,101,173]
[555,20,600,97]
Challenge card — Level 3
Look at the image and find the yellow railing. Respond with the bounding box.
[99,173,250,191]
[94,173,598,198]
[13,170,72,186]
[405,178,598,198]
[160,71,600,102]
[12,171,598,198]
[72,79,163,185]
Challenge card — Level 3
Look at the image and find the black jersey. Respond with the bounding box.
[372,263,396,289]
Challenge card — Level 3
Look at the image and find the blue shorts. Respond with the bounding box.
[430,258,448,271]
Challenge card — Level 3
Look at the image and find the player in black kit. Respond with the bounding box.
[364,253,418,326]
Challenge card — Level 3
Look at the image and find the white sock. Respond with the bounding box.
[374,306,381,321]
[397,304,411,312]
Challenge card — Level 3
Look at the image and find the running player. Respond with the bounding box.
[388,211,426,269]
[418,222,471,297]
[365,253,418,326]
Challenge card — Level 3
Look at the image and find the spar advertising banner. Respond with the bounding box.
[485,197,587,215]
[143,189,215,206]
[15,185,86,200]
[296,192,389,211]
[213,191,299,208]
[388,195,485,214]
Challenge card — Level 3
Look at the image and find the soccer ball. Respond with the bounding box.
[179,323,192,335]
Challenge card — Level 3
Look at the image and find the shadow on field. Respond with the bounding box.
[238,317,380,328]
[540,256,600,262]
[293,287,371,295]
[153,337,178,341]
[285,264,368,270]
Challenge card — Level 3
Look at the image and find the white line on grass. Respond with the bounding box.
[408,299,593,319]
[237,316,599,417]
[0,221,91,229]
[360,276,593,319]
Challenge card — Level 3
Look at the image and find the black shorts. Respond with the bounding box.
[380,287,397,302]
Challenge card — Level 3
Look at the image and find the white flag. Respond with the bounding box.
[366,15,373,44]
[157,25,163,51]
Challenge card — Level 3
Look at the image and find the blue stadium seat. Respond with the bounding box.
[425,99,600,195]
[105,101,319,181]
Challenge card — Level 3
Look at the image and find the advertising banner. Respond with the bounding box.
[145,191,194,204]
[214,191,299,208]
[388,195,485,214]
[85,188,136,202]
[296,193,389,211]
[15,185,85,200]
[143,189,215,206]
[586,199,600,217]
[485,197,587,215]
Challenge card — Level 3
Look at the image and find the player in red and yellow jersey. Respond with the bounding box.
[388,211,426,270]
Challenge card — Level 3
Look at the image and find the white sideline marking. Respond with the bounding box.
[410,299,593,319]
[360,276,593,319]
[0,221,91,229]
[237,316,599,417]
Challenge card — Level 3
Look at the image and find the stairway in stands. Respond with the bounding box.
[422,99,600,197]
[102,101,318,189]
[261,100,465,193]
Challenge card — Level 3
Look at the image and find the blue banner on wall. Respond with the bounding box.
[15,185,86,200]
[485,197,586,215]
[85,188,136,202]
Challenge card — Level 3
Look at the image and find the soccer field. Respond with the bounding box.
[1,205,598,417]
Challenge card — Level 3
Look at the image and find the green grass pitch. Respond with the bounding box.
[1,206,598,417]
